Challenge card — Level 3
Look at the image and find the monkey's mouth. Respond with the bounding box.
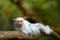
[17,24,22,28]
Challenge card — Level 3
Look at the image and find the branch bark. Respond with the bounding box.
[0,31,43,40]
[51,27,60,34]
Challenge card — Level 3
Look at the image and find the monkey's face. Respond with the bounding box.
[14,20,23,27]
[16,20,23,25]
[13,17,24,28]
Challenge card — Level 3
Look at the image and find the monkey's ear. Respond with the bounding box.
[13,19,16,22]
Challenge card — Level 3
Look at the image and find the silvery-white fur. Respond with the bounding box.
[14,17,53,35]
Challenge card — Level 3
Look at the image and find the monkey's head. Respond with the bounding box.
[13,17,24,28]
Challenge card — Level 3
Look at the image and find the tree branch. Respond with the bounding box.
[51,27,60,34]
[12,0,37,23]
[0,31,43,40]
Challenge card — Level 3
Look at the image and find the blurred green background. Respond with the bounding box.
[0,0,60,40]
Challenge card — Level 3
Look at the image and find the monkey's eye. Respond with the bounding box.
[17,21,20,22]
[20,20,23,22]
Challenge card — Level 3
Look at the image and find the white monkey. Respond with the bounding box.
[13,17,53,35]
